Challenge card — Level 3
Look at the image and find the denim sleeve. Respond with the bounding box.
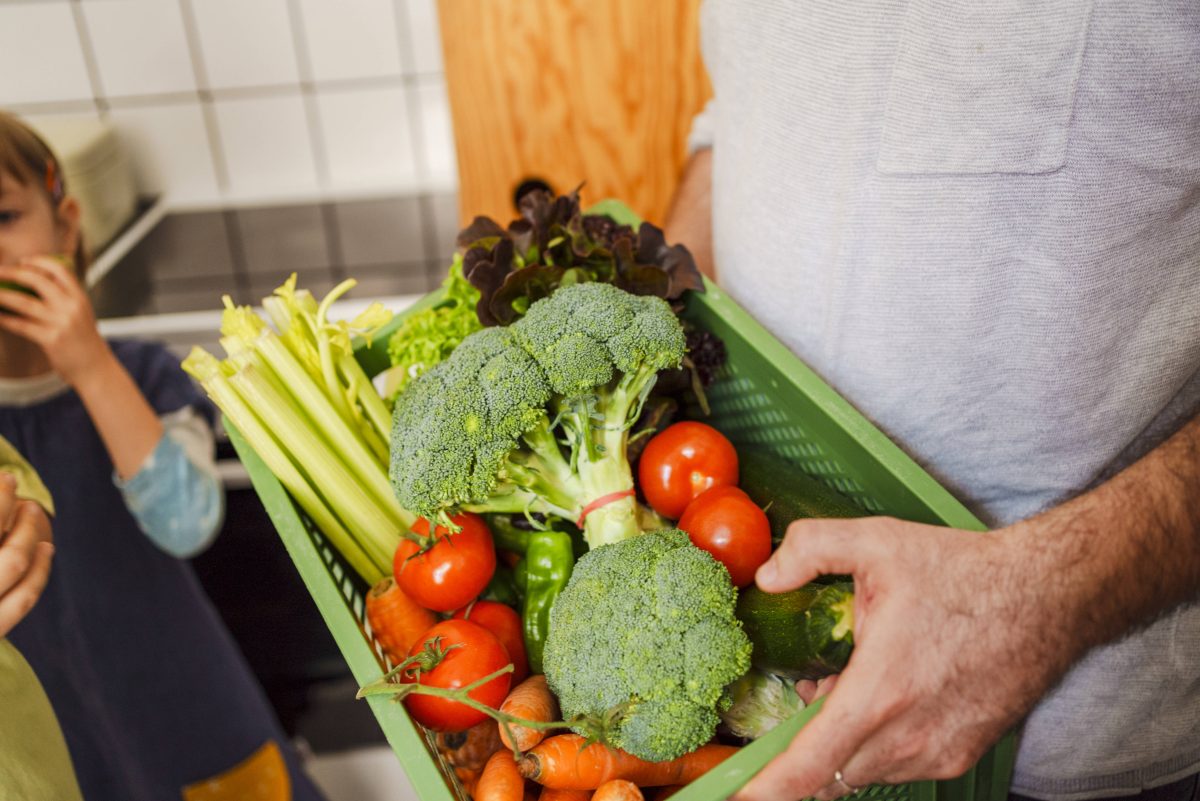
[114,411,225,559]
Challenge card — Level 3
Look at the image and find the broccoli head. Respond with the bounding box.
[542,529,752,761]
[389,282,686,547]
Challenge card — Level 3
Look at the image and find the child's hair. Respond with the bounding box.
[0,110,87,276]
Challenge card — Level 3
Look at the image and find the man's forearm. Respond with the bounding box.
[1011,414,1200,673]
[665,148,715,278]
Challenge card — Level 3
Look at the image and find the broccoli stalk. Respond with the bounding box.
[389,282,686,549]
[556,361,660,547]
[463,415,583,520]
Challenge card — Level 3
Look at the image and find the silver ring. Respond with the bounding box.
[834,769,861,796]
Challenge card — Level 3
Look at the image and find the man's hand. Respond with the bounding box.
[0,473,54,638]
[735,516,1071,801]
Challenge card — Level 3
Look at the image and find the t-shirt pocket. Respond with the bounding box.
[876,0,1094,175]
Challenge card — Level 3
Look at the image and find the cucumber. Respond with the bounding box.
[739,448,864,544]
[736,581,855,680]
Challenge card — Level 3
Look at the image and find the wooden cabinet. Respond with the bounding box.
[437,0,712,226]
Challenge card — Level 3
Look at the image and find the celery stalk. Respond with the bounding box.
[183,348,384,583]
[338,351,392,450]
[228,361,399,571]
[229,331,405,522]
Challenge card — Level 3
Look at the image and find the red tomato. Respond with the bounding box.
[395,513,496,612]
[638,422,739,519]
[452,600,529,684]
[401,619,512,732]
[678,485,772,587]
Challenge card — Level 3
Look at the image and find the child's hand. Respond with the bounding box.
[0,256,111,388]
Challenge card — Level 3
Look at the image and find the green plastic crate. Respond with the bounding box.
[228,280,1015,801]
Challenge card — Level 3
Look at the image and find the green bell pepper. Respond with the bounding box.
[522,529,574,674]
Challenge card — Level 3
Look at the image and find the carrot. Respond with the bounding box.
[539,789,592,801]
[653,787,683,801]
[477,750,525,801]
[517,735,738,790]
[455,765,482,797]
[592,780,643,801]
[366,577,437,664]
[499,675,560,752]
[438,719,504,770]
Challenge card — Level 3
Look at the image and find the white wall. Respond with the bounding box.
[0,0,456,207]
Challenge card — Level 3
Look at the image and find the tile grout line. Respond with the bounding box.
[67,0,109,117]
[176,0,232,196]
[282,0,338,277]
[320,203,347,281]
[283,0,332,192]
[221,210,253,304]
[418,194,445,290]
[394,0,431,188]
[4,74,444,118]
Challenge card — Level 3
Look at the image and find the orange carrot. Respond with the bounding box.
[366,577,436,664]
[592,780,643,801]
[539,789,592,801]
[477,750,525,801]
[518,735,738,790]
[438,719,504,770]
[455,765,482,797]
[499,675,560,752]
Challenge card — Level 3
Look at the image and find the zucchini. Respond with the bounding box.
[739,448,864,544]
[736,581,855,680]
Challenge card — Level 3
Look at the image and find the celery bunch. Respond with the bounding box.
[183,275,414,583]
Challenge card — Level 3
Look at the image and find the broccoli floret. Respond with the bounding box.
[542,529,752,762]
[390,325,581,524]
[389,282,685,547]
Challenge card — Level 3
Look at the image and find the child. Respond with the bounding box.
[0,111,327,801]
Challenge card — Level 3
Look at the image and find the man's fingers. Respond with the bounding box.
[757,518,879,592]
[0,539,53,638]
[838,715,977,788]
[733,672,877,801]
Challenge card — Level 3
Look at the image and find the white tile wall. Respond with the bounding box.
[299,0,403,82]
[214,93,319,198]
[190,0,300,90]
[415,78,457,187]
[0,0,456,207]
[0,3,93,106]
[316,86,416,189]
[403,0,444,75]
[82,0,196,97]
[107,103,220,200]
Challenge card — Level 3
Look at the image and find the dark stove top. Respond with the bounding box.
[93,192,459,319]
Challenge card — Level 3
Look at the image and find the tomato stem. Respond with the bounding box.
[358,662,581,758]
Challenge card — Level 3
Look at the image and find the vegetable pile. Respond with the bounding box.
[389,282,686,549]
[196,193,870,801]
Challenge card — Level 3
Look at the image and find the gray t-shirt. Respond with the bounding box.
[691,1,1200,798]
